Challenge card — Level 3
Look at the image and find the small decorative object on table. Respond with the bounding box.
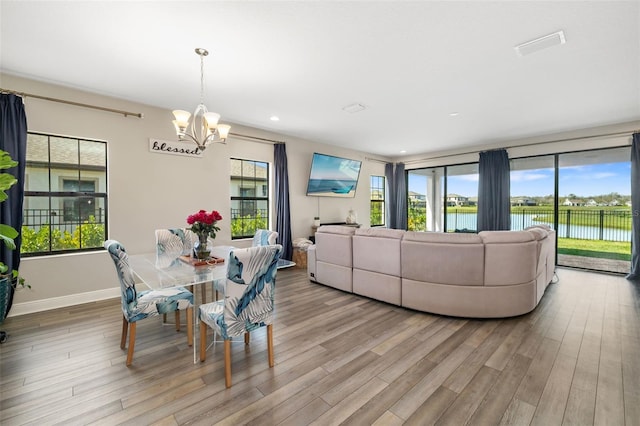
[346,209,357,224]
[186,209,222,260]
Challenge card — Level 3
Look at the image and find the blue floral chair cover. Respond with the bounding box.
[252,229,278,246]
[155,228,197,258]
[155,228,222,301]
[199,244,282,387]
[104,240,194,366]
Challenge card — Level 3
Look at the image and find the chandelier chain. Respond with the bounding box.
[200,52,205,105]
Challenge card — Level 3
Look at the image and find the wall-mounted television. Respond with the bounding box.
[306,152,362,198]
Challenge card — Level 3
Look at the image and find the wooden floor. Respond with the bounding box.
[1,267,639,425]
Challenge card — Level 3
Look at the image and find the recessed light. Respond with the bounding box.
[400,150,407,154]
[270,115,280,122]
[449,112,459,117]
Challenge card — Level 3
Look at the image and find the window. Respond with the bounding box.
[22,133,107,256]
[230,158,269,239]
[407,167,444,232]
[370,175,385,226]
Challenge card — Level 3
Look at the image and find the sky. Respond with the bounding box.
[408,162,631,198]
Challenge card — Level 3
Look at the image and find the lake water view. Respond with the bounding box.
[445,212,631,242]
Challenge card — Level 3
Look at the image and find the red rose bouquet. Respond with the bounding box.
[186,209,222,239]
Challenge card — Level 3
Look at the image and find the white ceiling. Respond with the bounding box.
[1,1,639,158]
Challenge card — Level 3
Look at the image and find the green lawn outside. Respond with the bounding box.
[558,238,631,261]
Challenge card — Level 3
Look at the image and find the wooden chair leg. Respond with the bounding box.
[126,322,136,366]
[201,284,207,304]
[224,339,232,388]
[267,324,274,368]
[120,316,128,349]
[244,332,250,345]
[175,311,181,332]
[187,307,193,347]
[199,321,208,361]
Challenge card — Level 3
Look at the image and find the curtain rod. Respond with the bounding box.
[229,132,284,144]
[0,87,144,118]
[365,157,389,164]
[404,129,638,165]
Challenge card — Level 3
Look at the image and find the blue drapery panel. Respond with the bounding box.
[477,149,511,232]
[0,94,27,320]
[394,162,407,230]
[385,162,396,228]
[274,143,293,260]
[627,133,640,281]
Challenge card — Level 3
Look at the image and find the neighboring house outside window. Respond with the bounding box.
[22,133,107,256]
[230,158,269,239]
[370,175,385,226]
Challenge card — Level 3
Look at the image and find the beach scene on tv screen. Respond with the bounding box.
[307,154,361,197]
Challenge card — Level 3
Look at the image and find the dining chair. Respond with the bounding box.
[199,244,283,387]
[155,228,197,258]
[252,229,278,246]
[155,228,219,302]
[104,240,194,366]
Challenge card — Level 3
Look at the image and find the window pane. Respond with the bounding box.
[79,140,107,191]
[50,136,79,165]
[25,134,50,192]
[510,156,555,230]
[558,147,631,273]
[230,158,269,239]
[408,167,445,232]
[370,175,385,226]
[446,163,478,232]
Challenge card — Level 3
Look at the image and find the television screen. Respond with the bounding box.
[306,152,362,198]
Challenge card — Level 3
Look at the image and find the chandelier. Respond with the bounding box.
[172,48,231,151]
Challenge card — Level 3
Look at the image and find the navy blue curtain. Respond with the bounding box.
[477,149,511,232]
[394,162,407,230]
[627,133,640,281]
[385,162,396,228]
[274,143,293,260]
[0,94,27,323]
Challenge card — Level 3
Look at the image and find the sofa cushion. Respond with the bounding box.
[403,231,483,244]
[315,226,355,268]
[353,227,403,276]
[402,232,485,286]
[317,225,357,236]
[355,227,405,239]
[479,230,539,286]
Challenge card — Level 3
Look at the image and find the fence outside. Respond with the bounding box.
[23,208,105,234]
[409,207,632,242]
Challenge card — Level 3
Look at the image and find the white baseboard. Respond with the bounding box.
[7,287,120,317]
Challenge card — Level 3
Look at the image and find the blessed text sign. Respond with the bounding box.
[149,138,203,158]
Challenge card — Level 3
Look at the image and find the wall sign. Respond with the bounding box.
[149,138,203,158]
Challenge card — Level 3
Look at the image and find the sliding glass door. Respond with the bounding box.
[405,145,632,274]
[557,148,631,273]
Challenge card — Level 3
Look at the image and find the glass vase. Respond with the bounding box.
[194,232,211,260]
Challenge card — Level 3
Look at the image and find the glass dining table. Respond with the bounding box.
[128,246,294,363]
[128,247,231,363]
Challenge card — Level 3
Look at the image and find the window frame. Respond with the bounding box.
[370,175,386,227]
[230,157,270,240]
[22,132,108,257]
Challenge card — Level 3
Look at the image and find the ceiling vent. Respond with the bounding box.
[514,30,566,57]
[342,103,366,113]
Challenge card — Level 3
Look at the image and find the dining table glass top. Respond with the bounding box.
[128,250,229,291]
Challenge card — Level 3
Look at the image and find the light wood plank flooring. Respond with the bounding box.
[1,267,639,425]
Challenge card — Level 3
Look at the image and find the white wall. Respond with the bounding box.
[3,74,388,314]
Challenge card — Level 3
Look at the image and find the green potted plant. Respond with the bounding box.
[0,149,27,343]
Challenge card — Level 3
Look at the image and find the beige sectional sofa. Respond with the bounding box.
[307,224,556,318]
